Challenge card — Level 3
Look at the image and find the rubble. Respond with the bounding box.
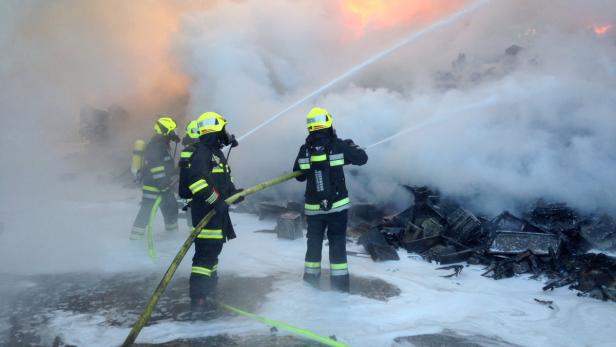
[488,231,560,255]
[79,104,128,144]
[274,212,303,240]
[354,185,616,302]
[580,214,616,251]
[257,201,302,220]
[358,229,400,261]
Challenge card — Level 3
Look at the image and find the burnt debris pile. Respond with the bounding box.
[350,186,616,302]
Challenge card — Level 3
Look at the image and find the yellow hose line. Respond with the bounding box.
[122,171,301,346]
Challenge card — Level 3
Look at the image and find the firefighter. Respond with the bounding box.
[292,107,368,292]
[129,117,181,240]
[182,112,240,313]
[178,120,200,227]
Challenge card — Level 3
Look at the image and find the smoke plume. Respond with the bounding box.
[1,0,616,273]
[179,0,616,214]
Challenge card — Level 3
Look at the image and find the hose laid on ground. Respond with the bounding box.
[146,196,162,260]
[122,171,301,347]
[220,303,350,347]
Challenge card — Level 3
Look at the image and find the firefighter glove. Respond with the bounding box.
[231,188,245,204]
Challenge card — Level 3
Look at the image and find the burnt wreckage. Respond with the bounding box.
[353,186,616,302]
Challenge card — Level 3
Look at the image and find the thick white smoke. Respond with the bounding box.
[1,0,615,274]
[179,0,616,214]
[0,0,199,274]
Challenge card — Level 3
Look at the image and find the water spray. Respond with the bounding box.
[366,96,498,150]
[237,0,492,141]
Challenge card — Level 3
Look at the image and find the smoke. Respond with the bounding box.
[0,0,206,274]
[1,0,615,273]
[178,0,616,214]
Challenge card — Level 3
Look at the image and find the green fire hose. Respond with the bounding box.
[146,195,162,260]
[122,171,301,347]
[220,303,350,347]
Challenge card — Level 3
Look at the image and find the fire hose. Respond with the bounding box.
[123,171,346,347]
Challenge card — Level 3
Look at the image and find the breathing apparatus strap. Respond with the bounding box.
[308,144,333,211]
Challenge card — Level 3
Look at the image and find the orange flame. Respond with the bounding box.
[593,24,613,35]
[339,0,470,39]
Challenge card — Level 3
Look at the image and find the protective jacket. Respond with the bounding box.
[141,135,177,195]
[178,143,198,200]
[186,133,237,240]
[130,134,179,238]
[293,130,368,215]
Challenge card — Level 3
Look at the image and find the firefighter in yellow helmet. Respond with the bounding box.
[130,116,181,239]
[178,120,200,227]
[292,107,368,292]
[180,112,240,314]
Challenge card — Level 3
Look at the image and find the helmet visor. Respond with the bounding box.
[306,114,328,125]
[198,118,218,128]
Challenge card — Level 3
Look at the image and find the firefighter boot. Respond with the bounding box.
[331,274,350,293]
[190,275,219,319]
[303,272,320,289]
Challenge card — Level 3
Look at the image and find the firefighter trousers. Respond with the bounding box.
[130,189,179,238]
[304,210,350,292]
[189,211,226,301]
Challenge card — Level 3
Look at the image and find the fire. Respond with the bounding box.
[339,0,470,39]
[593,24,613,35]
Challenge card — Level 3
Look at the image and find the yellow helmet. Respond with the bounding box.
[306,107,333,132]
[154,116,178,136]
[185,120,200,139]
[197,112,227,135]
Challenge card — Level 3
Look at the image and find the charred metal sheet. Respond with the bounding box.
[438,249,475,265]
[489,231,560,255]
[528,202,579,236]
[491,212,526,232]
[420,217,446,238]
[580,214,616,251]
[365,243,400,261]
[414,203,447,227]
[446,207,484,244]
[359,229,400,261]
[358,228,390,247]
[274,212,303,240]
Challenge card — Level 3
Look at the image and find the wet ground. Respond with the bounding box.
[393,329,521,347]
[134,335,326,347]
[0,271,400,346]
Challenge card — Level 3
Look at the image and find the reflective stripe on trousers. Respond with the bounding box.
[330,262,349,276]
[304,261,321,274]
[191,264,218,277]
